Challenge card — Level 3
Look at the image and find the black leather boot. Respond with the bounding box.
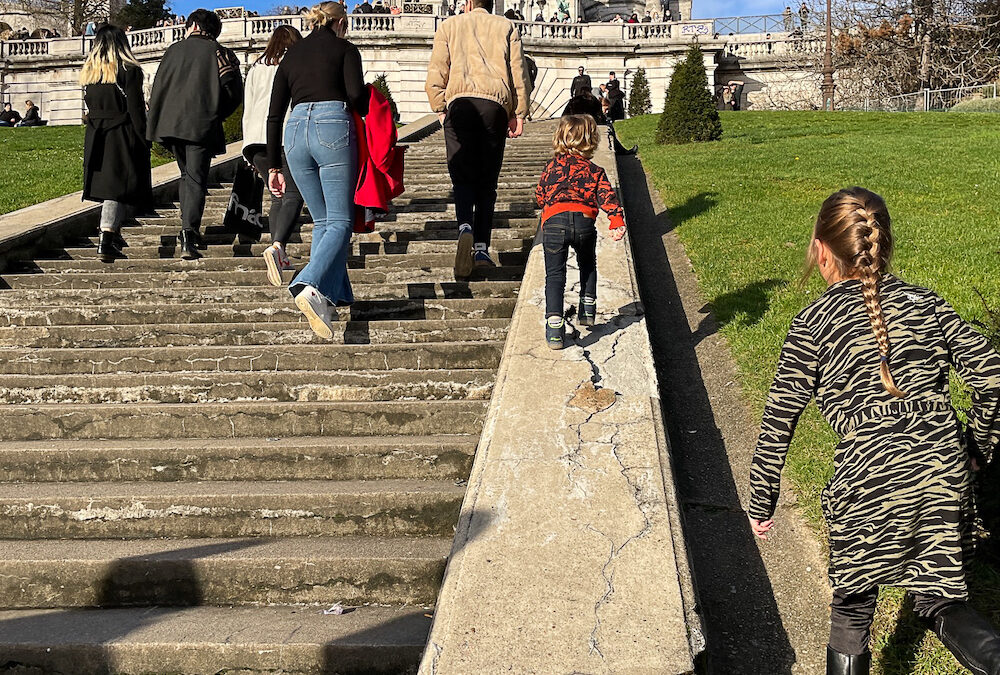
[179,230,202,260]
[97,231,122,263]
[827,645,870,675]
[934,603,1000,675]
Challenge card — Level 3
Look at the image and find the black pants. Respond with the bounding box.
[170,140,213,233]
[250,149,304,245]
[542,211,597,317]
[444,97,508,247]
[830,589,960,655]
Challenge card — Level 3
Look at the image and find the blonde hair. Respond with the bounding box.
[80,25,141,86]
[552,114,599,158]
[306,1,347,29]
[806,187,905,398]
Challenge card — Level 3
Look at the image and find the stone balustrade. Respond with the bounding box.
[724,36,824,60]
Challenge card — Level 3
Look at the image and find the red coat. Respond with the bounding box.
[353,85,405,233]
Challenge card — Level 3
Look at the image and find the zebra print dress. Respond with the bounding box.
[748,275,1000,598]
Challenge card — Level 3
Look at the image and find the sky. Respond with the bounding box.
[168,0,789,19]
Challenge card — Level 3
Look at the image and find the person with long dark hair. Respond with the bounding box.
[80,24,152,262]
[242,24,304,286]
[266,1,368,339]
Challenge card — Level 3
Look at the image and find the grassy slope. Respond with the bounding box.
[0,126,170,216]
[617,111,1000,674]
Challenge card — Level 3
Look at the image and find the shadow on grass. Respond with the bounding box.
[692,279,787,345]
[666,191,719,231]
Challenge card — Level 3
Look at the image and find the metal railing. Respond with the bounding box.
[879,84,998,112]
[711,12,824,35]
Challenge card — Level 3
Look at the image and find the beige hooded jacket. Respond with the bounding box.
[425,7,531,119]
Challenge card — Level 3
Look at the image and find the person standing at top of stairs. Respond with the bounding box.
[425,0,532,278]
[147,8,244,261]
[266,0,369,339]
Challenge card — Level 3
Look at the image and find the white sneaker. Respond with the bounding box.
[294,285,335,339]
[455,224,474,279]
[263,244,285,287]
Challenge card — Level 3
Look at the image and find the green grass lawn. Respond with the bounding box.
[0,126,171,216]
[617,111,1000,675]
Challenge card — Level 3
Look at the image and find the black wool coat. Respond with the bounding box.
[83,65,152,207]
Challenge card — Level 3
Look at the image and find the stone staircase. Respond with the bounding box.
[0,127,551,674]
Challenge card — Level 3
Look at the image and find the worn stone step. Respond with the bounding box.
[160,199,537,217]
[0,341,504,376]
[0,435,477,482]
[0,264,527,289]
[0,281,521,308]
[126,214,537,233]
[11,250,530,274]
[0,399,487,440]
[0,298,517,327]
[0,318,511,348]
[0,537,450,608]
[0,479,465,538]
[0,605,430,674]
[0,368,496,404]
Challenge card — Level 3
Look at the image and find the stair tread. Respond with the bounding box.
[0,434,478,453]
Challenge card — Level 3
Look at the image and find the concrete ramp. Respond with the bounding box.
[420,122,704,674]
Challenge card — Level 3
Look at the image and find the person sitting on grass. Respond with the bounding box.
[747,186,1000,675]
[0,103,21,126]
[18,100,43,126]
[534,114,626,350]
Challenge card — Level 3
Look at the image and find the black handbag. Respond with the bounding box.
[223,162,265,233]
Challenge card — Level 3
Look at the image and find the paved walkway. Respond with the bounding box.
[617,152,831,674]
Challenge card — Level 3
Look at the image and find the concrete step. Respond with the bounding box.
[0,537,450,608]
[0,399,487,440]
[0,265,527,289]
[0,605,430,674]
[0,281,521,307]
[0,479,465,538]
[160,200,538,217]
[0,318,512,348]
[0,435,477,482]
[10,251,530,274]
[0,341,504,375]
[0,368,495,404]
[0,298,517,327]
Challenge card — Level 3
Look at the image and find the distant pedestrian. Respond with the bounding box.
[242,25,305,286]
[534,115,625,349]
[799,2,809,28]
[266,1,369,338]
[425,0,531,277]
[748,186,1000,675]
[146,8,243,260]
[605,72,625,120]
[782,5,793,32]
[0,103,21,126]
[570,65,591,97]
[80,25,152,262]
[561,85,605,123]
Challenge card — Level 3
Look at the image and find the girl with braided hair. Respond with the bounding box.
[747,187,1000,674]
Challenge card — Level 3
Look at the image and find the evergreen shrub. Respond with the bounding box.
[656,45,722,144]
[628,67,652,117]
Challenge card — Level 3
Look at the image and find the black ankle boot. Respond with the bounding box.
[179,230,202,260]
[97,231,122,263]
[827,645,870,675]
[934,603,1000,675]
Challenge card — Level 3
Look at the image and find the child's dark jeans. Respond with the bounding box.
[542,211,597,317]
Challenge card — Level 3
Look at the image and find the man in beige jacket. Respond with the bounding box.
[425,0,531,277]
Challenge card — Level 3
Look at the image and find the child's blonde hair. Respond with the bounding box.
[552,114,600,158]
[806,186,905,398]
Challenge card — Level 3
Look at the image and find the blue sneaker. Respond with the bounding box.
[579,296,597,326]
[473,249,496,268]
[545,316,564,350]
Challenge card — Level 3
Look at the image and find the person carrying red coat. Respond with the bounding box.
[352,84,405,232]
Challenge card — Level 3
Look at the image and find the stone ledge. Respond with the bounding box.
[0,141,244,271]
[419,124,704,674]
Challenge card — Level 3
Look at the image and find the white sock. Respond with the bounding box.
[547,316,563,327]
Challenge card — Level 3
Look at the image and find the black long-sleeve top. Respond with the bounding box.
[266,25,368,169]
[22,106,40,123]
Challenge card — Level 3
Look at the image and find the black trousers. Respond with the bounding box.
[444,97,508,247]
[542,211,598,317]
[250,149,304,245]
[170,140,213,233]
[830,589,960,655]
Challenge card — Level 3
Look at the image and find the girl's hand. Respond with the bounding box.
[611,226,626,242]
[748,514,774,540]
[269,170,285,198]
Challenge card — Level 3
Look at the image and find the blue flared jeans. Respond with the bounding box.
[284,101,357,306]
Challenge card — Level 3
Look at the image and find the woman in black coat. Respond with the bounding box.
[81,25,152,262]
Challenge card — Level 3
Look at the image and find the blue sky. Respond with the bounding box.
[168,0,788,18]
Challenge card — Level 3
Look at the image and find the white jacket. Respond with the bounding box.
[241,61,289,161]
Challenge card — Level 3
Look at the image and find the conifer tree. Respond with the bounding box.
[627,67,652,117]
[371,74,400,123]
[656,45,722,144]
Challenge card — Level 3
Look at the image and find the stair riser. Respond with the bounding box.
[0,401,487,441]
[0,343,503,376]
[0,494,463,538]
[0,445,475,483]
[0,558,445,608]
